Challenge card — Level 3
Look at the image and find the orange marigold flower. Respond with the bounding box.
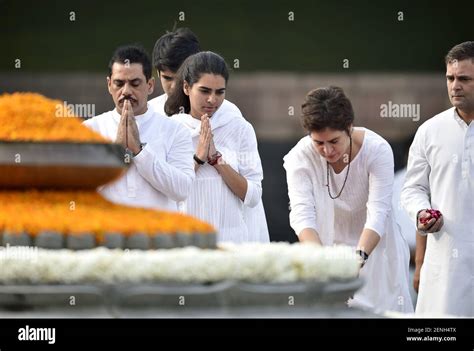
[0,92,107,142]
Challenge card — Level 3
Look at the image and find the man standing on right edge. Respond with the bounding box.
[402,41,474,317]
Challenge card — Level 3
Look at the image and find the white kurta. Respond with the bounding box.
[170,100,269,243]
[151,93,269,242]
[284,128,413,313]
[83,105,194,211]
[149,93,167,116]
[393,168,416,251]
[402,107,474,317]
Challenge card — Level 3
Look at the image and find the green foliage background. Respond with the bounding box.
[1,0,473,73]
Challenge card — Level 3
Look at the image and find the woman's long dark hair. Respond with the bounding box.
[165,51,229,116]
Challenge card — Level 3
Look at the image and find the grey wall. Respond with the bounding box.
[0,72,450,141]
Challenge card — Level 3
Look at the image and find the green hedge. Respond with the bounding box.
[1,0,472,73]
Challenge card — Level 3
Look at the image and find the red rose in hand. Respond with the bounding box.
[419,209,442,224]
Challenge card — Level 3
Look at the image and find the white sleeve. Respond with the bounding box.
[283,155,318,236]
[364,141,395,237]
[133,126,195,202]
[401,129,431,222]
[237,122,263,208]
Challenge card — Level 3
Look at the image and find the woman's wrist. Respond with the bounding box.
[356,249,369,268]
[208,151,222,166]
[195,149,207,161]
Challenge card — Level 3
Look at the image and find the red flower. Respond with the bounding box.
[420,209,442,224]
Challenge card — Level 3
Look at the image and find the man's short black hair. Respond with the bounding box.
[108,44,152,81]
[152,27,201,73]
[445,41,474,65]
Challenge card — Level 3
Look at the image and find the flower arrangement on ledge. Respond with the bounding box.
[0,92,216,250]
[0,92,107,142]
[0,190,216,249]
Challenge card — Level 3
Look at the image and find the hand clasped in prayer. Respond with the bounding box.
[116,99,141,155]
[196,113,211,161]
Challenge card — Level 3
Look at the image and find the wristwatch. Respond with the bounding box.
[124,148,134,161]
[356,249,369,268]
[125,143,146,158]
[207,151,222,166]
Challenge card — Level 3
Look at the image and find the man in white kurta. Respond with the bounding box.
[84,44,194,211]
[401,108,473,317]
[401,43,474,317]
[84,105,194,211]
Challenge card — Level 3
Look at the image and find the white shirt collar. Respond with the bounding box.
[453,108,470,130]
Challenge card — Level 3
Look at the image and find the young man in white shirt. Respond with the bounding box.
[83,45,194,211]
[402,41,474,317]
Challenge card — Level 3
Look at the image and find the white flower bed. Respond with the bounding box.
[0,242,360,284]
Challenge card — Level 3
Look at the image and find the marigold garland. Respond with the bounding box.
[0,92,216,243]
[0,190,215,237]
[0,92,108,142]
